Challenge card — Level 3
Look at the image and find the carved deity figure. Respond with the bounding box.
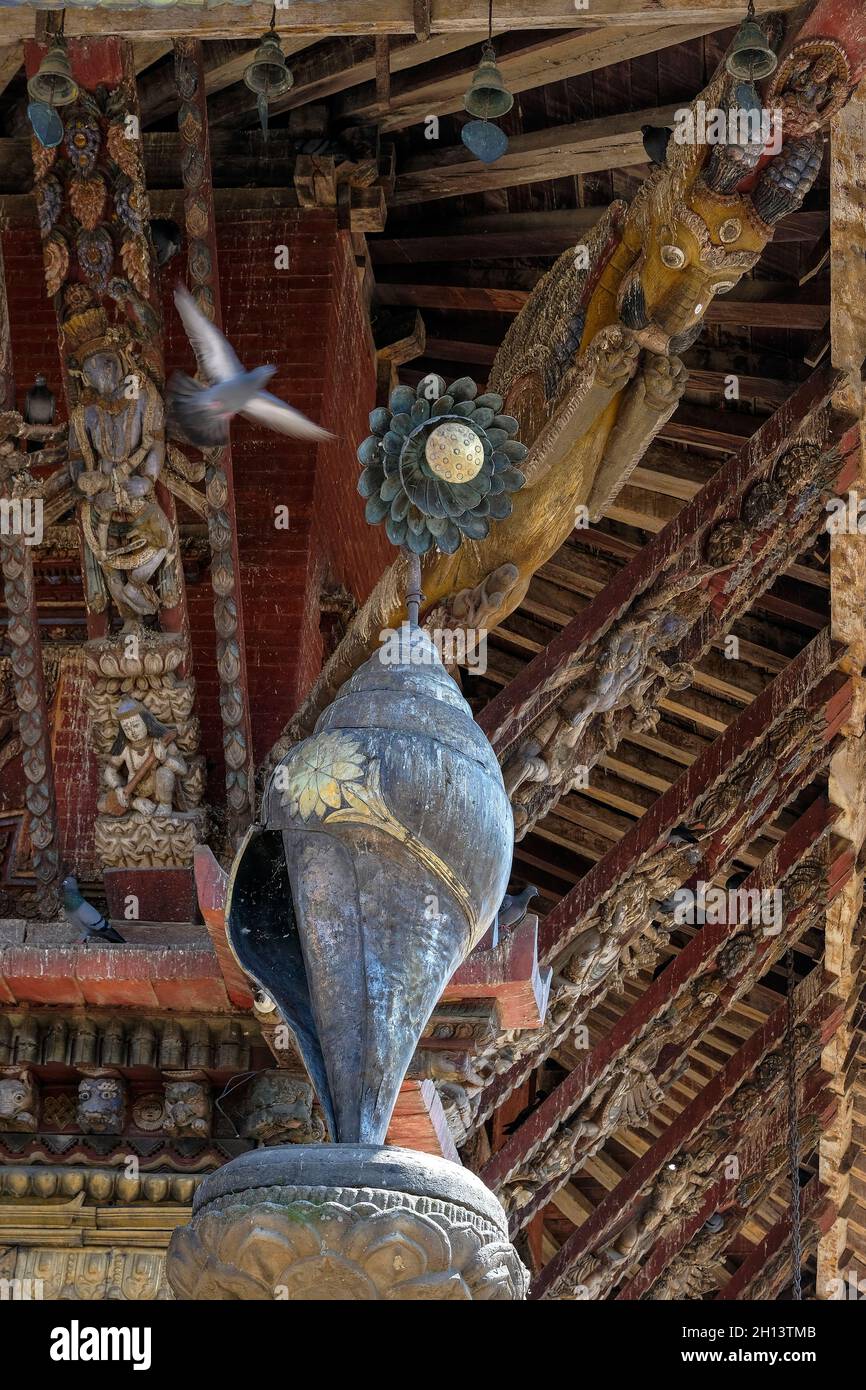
[98,698,187,818]
[65,307,176,625]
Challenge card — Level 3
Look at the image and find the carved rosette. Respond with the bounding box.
[168,1145,527,1301]
[174,38,254,847]
[86,628,206,868]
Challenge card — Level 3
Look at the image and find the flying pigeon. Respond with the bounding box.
[62,875,125,945]
[496,883,541,933]
[641,123,673,167]
[167,285,333,449]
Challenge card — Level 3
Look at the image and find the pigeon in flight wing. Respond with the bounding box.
[168,285,332,448]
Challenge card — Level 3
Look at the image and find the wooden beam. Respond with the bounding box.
[0,42,21,97]
[139,38,319,125]
[481,794,843,1218]
[370,209,827,263]
[817,74,866,1300]
[530,969,838,1299]
[392,103,680,205]
[0,3,798,43]
[377,279,829,331]
[208,31,483,126]
[341,24,723,132]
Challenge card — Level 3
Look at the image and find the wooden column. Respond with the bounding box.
[0,237,61,907]
[817,78,866,1298]
[174,38,255,849]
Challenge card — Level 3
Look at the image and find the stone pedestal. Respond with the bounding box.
[166,1144,527,1301]
[104,866,201,924]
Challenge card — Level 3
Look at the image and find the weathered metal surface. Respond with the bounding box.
[227,625,513,1144]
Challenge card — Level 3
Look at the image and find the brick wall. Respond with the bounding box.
[2,208,386,841]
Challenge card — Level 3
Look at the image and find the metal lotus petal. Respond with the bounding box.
[369,407,391,436]
[228,629,512,1144]
[405,527,432,554]
[431,395,455,417]
[487,491,513,519]
[449,376,479,402]
[471,407,496,429]
[475,393,504,413]
[458,512,491,539]
[390,412,412,437]
[492,415,520,435]
[365,494,391,524]
[382,430,405,456]
[385,515,408,545]
[388,384,416,415]
[357,435,381,467]
[357,468,384,499]
[410,399,431,425]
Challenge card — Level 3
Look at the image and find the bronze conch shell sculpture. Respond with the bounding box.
[227,620,513,1144]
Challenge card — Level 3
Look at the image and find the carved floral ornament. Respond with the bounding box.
[169,1192,527,1301]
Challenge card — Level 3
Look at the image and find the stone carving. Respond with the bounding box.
[0,1164,200,1204]
[8,1246,174,1301]
[168,1146,526,1301]
[233,1073,325,1146]
[76,1076,127,1135]
[0,1068,39,1131]
[163,1078,212,1140]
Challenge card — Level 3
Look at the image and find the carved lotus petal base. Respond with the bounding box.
[167,1145,527,1301]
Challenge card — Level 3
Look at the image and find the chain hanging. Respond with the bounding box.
[785,946,803,1300]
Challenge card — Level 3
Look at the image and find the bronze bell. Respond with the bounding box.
[243,30,294,97]
[725,17,778,81]
[463,42,514,121]
[27,39,79,108]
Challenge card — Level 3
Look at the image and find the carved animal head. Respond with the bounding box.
[238,1073,315,1144]
[163,1080,211,1139]
[0,1072,38,1130]
[77,1076,126,1134]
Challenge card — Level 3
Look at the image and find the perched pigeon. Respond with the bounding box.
[168,285,333,449]
[641,123,673,167]
[496,883,540,932]
[150,217,182,268]
[62,875,125,945]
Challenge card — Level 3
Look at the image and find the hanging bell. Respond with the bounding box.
[243,30,294,98]
[463,42,514,121]
[27,38,79,109]
[725,17,778,81]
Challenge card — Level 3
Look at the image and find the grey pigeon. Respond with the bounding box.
[168,285,332,449]
[62,875,125,945]
[496,883,540,933]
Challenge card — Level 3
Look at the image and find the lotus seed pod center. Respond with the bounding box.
[425,421,485,483]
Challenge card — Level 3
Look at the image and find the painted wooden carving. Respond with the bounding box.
[274,4,866,761]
